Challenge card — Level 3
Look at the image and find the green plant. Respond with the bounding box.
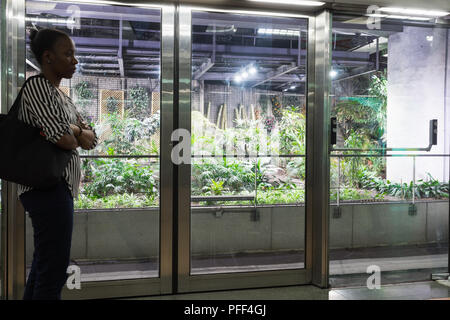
[192,158,267,196]
[257,186,305,204]
[75,193,158,209]
[74,81,94,119]
[95,111,160,155]
[106,96,120,114]
[358,171,449,200]
[203,180,225,195]
[128,87,150,120]
[83,158,158,198]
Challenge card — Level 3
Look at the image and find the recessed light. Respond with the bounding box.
[379,7,449,17]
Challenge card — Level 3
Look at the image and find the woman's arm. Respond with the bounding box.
[54,124,81,150]
[23,77,78,150]
[76,129,96,150]
[74,114,98,150]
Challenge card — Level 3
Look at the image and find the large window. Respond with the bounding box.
[329,13,449,287]
[189,11,308,275]
[25,0,161,282]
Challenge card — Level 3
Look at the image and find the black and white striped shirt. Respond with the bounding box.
[17,74,98,199]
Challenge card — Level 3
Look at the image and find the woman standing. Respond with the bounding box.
[18,28,98,300]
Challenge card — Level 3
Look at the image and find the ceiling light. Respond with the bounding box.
[249,67,257,75]
[329,70,338,78]
[379,7,449,17]
[384,15,430,21]
[426,36,434,42]
[366,13,387,18]
[406,16,432,21]
[25,17,75,24]
[242,71,249,78]
[234,75,242,83]
[248,0,325,6]
[290,85,296,89]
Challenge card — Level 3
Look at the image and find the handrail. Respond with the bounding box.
[79,154,306,159]
[331,153,450,158]
[191,195,255,202]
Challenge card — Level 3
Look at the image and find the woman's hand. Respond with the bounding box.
[77,129,96,150]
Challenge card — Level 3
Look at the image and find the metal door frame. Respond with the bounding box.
[0,0,176,300]
[1,0,332,299]
[175,4,331,293]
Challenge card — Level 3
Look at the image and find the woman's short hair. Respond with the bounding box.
[29,28,70,65]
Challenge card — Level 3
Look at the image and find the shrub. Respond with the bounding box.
[83,158,158,198]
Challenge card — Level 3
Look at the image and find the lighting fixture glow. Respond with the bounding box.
[234,75,242,83]
[329,70,338,78]
[242,71,249,78]
[379,7,449,17]
[366,13,387,18]
[365,13,431,21]
[25,17,75,24]
[248,0,325,6]
[249,67,257,75]
[426,36,434,42]
[258,28,300,37]
[290,85,296,89]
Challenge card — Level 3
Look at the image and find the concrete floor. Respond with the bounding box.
[122,280,450,300]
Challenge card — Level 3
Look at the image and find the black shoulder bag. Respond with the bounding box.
[0,75,72,189]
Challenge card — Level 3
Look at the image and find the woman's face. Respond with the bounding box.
[46,36,78,79]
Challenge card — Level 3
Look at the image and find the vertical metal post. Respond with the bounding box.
[160,4,176,295]
[337,156,340,207]
[2,0,26,300]
[376,37,380,71]
[412,156,415,205]
[0,0,6,300]
[306,10,331,289]
[176,4,192,292]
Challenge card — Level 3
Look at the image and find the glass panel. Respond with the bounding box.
[190,11,307,275]
[25,1,161,282]
[329,13,449,287]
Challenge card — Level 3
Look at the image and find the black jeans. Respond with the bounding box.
[19,181,74,300]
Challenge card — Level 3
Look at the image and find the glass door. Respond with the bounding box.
[177,5,313,293]
[21,0,174,299]
[329,12,450,288]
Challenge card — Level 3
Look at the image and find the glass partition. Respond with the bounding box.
[190,11,308,275]
[329,13,449,287]
[25,0,161,283]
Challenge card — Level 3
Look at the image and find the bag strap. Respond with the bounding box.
[8,74,46,119]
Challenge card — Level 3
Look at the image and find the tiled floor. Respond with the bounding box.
[123,280,450,300]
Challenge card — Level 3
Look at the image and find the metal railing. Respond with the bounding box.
[330,152,450,209]
[79,151,449,207]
